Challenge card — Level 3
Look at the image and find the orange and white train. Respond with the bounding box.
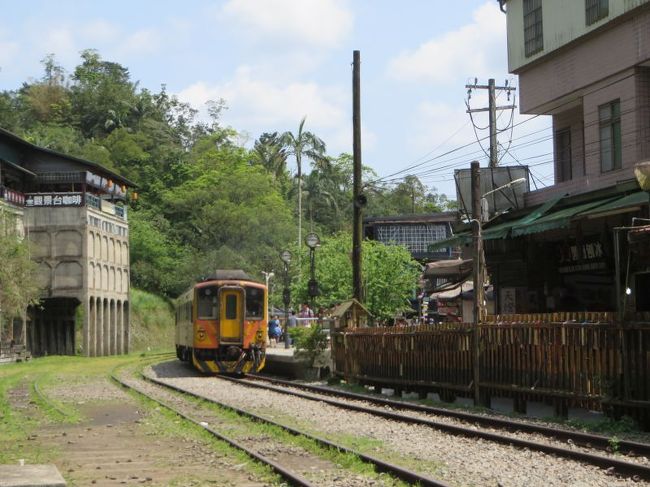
[174,270,267,374]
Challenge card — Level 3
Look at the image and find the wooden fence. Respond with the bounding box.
[332,313,650,426]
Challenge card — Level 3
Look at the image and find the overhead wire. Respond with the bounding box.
[369,70,639,188]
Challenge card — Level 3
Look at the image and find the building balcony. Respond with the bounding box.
[0,185,26,207]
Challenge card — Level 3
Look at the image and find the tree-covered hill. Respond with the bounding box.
[0,51,453,317]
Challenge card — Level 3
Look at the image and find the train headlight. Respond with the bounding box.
[197,327,206,341]
[255,330,264,343]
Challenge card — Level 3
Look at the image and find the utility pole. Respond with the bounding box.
[352,50,363,303]
[465,78,516,167]
[471,161,483,406]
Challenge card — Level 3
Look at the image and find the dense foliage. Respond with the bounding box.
[0,213,40,321]
[0,51,453,317]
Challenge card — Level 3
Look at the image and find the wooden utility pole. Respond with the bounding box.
[352,50,363,302]
[471,161,483,406]
[465,79,516,167]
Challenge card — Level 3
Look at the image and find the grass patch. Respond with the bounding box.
[124,387,283,485]
[152,383,408,486]
[129,288,175,353]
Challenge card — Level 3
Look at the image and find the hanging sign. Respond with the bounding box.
[25,193,84,207]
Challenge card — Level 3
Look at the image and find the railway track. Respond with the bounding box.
[114,364,449,486]
[223,373,650,481]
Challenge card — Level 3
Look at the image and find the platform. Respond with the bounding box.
[264,346,331,380]
[0,464,66,487]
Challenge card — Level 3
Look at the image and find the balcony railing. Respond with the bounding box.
[0,186,26,206]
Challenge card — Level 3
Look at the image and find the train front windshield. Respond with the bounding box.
[245,287,264,319]
[197,286,219,319]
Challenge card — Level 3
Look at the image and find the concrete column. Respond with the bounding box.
[96,297,103,356]
[110,299,116,355]
[124,301,130,354]
[103,298,110,356]
[84,298,91,357]
[116,300,123,354]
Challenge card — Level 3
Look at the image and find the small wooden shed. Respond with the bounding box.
[330,299,371,329]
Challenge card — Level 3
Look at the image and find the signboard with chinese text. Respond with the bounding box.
[500,287,517,314]
[25,193,84,207]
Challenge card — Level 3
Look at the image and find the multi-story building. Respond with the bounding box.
[0,128,135,357]
[479,0,650,315]
[502,0,650,203]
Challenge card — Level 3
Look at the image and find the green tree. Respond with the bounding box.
[70,49,138,138]
[281,118,326,272]
[0,213,40,321]
[293,233,421,320]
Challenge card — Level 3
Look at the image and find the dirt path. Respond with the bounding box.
[7,375,272,486]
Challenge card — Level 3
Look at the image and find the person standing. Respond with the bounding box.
[286,310,298,345]
[268,315,282,347]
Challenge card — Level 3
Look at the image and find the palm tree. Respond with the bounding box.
[281,117,326,274]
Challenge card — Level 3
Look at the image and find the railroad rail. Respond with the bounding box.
[249,373,650,458]
[223,373,650,481]
[115,363,449,486]
[111,369,317,487]
[139,371,449,486]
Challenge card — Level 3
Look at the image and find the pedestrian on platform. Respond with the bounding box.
[268,315,282,347]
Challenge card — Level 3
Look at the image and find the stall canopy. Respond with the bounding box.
[427,194,564,249]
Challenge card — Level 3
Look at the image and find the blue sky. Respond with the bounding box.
[1,0,553,198]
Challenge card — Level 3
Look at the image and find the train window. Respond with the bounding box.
[245,287,264,319]
[225,294,237,319]
[197,286,218,319]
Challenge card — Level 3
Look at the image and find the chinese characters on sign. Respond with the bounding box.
[25,193,84,207]
[500,287,516,314]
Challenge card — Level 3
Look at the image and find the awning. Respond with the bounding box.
[428,194,564,247]
[511,197,618,237]
[579,191,649,219]
[426,232,472,251]
[424,258,473,277]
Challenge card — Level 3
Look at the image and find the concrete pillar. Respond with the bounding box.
[96,297,103,356]
[84,298,91,357]
[116,300,123,354]
[123,301,130,354]
[103,298,110,356]
[110,299,116,355]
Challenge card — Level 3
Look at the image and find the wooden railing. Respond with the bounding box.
[332,313,650,425]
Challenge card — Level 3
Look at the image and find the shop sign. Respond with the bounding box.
[25,193,83,207]
[500,287,516,314]
[557,239,607,274]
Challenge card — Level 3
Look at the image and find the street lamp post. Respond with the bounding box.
[280,250,292,349]
[305,232,320,311]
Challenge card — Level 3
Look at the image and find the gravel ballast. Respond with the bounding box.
[147,360,647,486]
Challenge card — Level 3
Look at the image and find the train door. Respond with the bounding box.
[219,288,243,343]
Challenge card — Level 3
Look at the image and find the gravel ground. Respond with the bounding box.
[121,368,399,486]
[147,360,649,487]
[242,378,650,467]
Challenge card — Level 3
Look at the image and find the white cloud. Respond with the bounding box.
[115,29,161,56]
[387,2,505,85]
[178,66,346,128]
[176,65,376,158]
[37,28,78,65]
[80,20,119,44]
[0,40,19,68]
[220,0,353,47]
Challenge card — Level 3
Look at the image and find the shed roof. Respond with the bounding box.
[330,299,371,318]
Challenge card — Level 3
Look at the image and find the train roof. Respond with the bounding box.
[202,269,252,281]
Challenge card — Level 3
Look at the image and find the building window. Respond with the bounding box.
[524,0,543,57]
[586,0,608,26]
[555,128,572,182]
[599,100,621,172]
